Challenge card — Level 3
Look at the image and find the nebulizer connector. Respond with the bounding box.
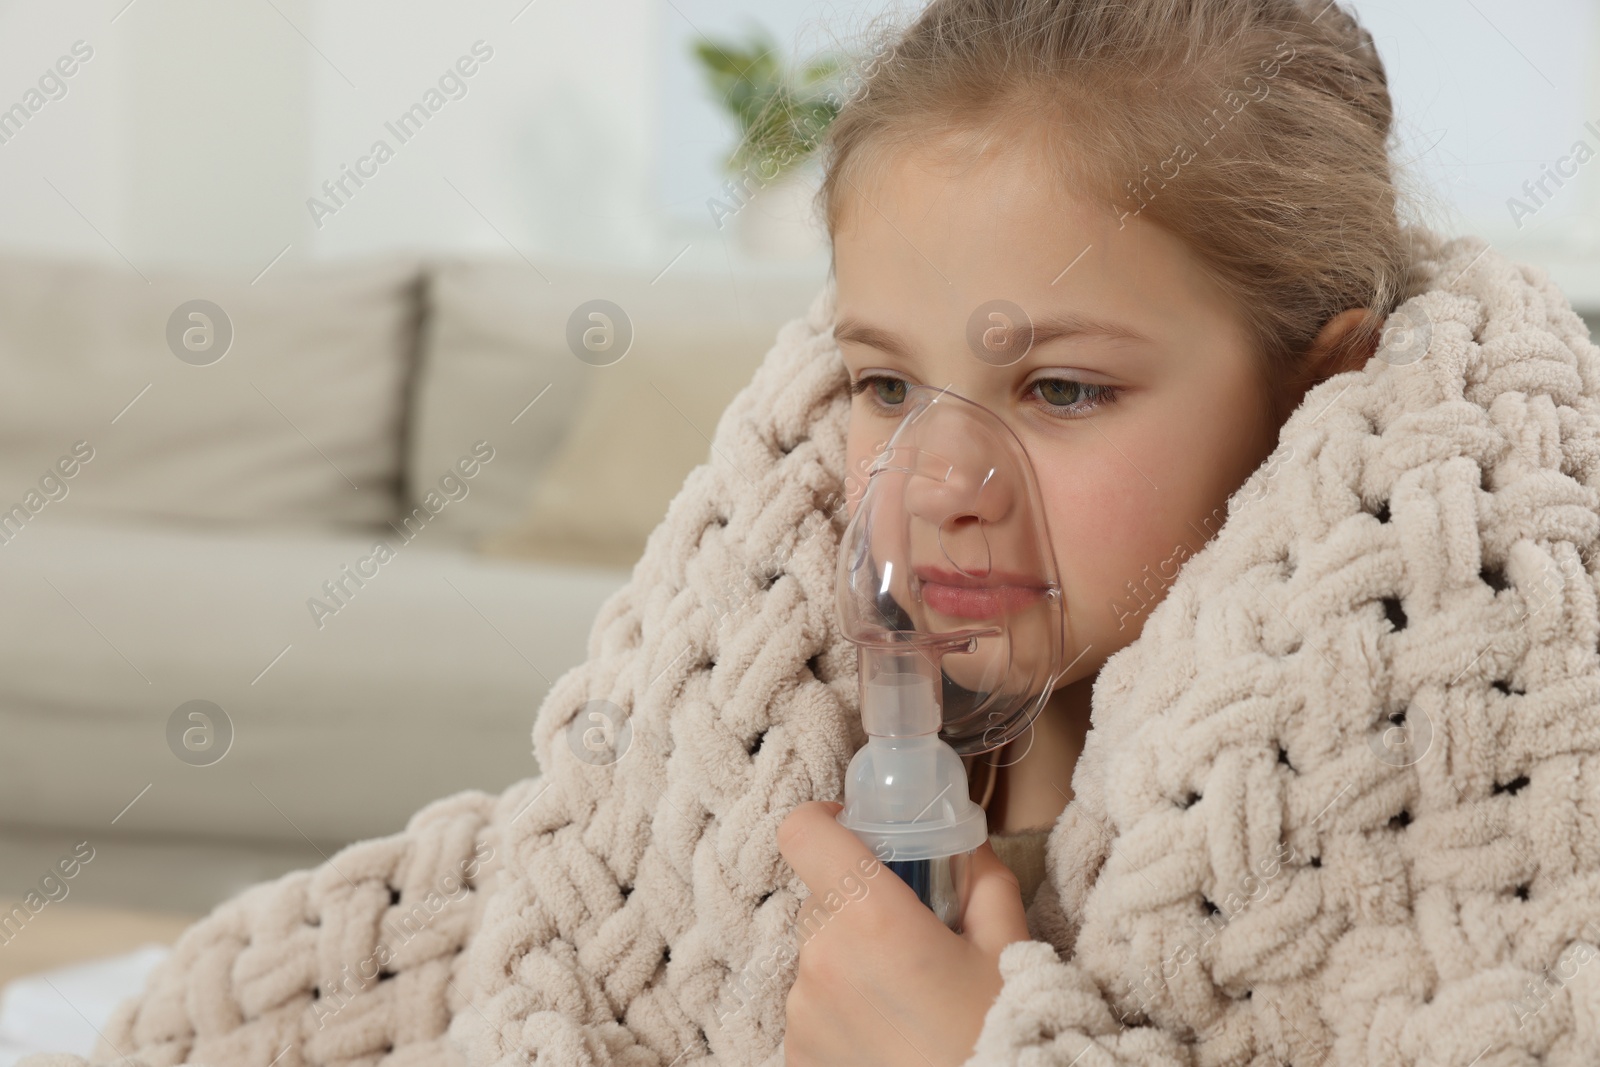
[835,384,1069,932]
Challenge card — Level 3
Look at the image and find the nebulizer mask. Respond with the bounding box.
[835,384,1068,932]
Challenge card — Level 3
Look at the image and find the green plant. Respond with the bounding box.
[691,25,847,180]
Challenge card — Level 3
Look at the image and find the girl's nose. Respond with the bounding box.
[902,449,1013,527]
[899,437,1017,576]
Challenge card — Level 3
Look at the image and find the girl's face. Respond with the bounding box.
[832,137,1282,686]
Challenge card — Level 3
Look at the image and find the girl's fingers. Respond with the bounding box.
[778,800,938,933]
[778,800,897,904]
[958,839,1031,954]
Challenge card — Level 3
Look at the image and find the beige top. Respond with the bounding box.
[965,747,1056,911]
[988,826,1051,911]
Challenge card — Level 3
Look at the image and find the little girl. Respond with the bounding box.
[46,0,1600,1063]
[778,0,1443,1062]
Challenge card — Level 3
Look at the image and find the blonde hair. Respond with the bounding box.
[813,0,1426,426]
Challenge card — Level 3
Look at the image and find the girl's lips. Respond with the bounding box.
[914,566,1047,620]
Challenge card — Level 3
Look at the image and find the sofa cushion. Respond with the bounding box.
[406,261,591,550]
[0,514,629,845]
[412,259,828,567]
[0,255,421,534]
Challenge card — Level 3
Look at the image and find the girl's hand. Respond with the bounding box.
[776,799,1030,1066]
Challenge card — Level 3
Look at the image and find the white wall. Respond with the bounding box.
[304,0,661,266]
[0,0,1594,290]
[1351,0,1600,255]
[0,4,127,261]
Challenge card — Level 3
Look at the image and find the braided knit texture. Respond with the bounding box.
[444,282,859,1066]
[21,225,1600,1065]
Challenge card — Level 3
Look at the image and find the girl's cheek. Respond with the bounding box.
[1041,468,1177,647]
[843,416,871,515]
[1059,517,1131,614]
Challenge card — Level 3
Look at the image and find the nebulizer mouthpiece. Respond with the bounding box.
[835,384,1068,931]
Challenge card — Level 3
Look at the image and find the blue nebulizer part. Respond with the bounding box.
[834,384,1069,932]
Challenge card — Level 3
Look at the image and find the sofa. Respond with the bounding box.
[0,251,827,913]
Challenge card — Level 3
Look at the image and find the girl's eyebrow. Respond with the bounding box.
[833,312,1152,358]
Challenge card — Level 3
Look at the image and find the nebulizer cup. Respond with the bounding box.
[835,384,1068,932]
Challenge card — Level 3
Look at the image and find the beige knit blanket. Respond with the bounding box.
[23,224,1600,1066]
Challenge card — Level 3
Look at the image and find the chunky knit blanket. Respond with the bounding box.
[23,224,1600,1066]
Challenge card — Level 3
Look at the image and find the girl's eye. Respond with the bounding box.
[849,374,909,410]
[1031,377,1120,418]
[848,374,1120,419]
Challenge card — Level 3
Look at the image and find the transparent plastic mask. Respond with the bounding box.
[837,383,1069,756]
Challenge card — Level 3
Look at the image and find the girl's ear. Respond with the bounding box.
[1267,308,1383,426]
[1305,308,1381,381]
